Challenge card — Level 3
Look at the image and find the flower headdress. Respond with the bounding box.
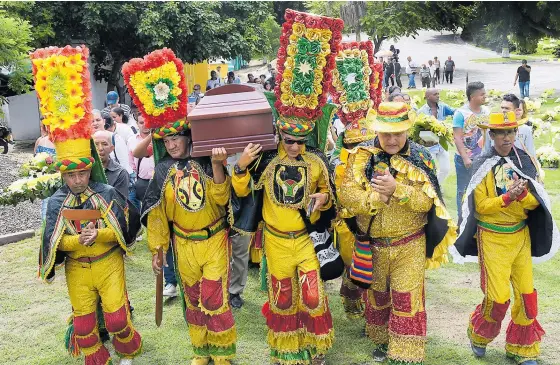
[122,48,188,163]
[274,9,344,137]
[330,41,383,144]
[30,45,104,179]
[122,48,188,136]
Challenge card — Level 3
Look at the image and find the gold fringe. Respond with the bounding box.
[387,330,426,364]
[267,328,335,354]
[365,323,389,345]
[188,323,209,348]
[505,342,541,359]
[207,326,237,348]
[391,156,457,269]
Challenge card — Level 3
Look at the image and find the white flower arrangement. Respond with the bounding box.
[536,144,560,168]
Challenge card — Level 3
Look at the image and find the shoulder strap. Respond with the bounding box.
[112,134,120,163]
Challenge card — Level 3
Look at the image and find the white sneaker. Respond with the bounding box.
[163,283,177,297]
[120,359,133,365]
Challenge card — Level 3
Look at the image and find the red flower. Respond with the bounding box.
[305,17,318,28]
[284,9,295,22]
[332,19,344,32]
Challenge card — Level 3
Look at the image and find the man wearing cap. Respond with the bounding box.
[34,46,142,365]
[339,102,456,365]
[103,91,132,118]
[123,48,237,365]
[453,112,559,365]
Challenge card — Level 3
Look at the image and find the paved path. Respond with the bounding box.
[360,30,560,97]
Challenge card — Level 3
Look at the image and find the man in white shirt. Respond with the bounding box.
[206,70,222,90]
[406,56,417,89]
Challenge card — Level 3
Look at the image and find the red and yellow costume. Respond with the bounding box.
[142,158,236,363]
[339,103,456,365]
[453,113,559,364]
[233,143,335,364]
[124,49,236,365]
[230,9,344,364]
[35,45,142,364]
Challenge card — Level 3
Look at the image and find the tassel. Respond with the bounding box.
[349,239,373,289]
[64,315,80,357]
[260,253,268,292]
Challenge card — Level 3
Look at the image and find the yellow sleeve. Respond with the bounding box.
[316,164,333,211]
[392,182,433,213]
[94,228,117,244]
[474,176,506,215]
[208,175,231,207]
[519,190,540,210]
[59,234,81,252]
[147,202,170,256]
[339,153,388,216]
[232,171,251,197]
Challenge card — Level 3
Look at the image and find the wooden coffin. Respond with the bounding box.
[187,84,277,157]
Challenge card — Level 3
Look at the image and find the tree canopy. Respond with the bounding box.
[462,2,560,54]
[9,1,272,97]
[0,6,33,98]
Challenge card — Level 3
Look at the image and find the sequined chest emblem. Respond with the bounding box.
[173,163,205,212]
[274,164,308,206]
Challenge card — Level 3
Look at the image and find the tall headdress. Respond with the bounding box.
[330,41,383,144]
[273,9,344,142]
[122,48,188,162]
[30,45,105,181]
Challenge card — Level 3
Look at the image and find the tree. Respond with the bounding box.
[0,8,33,98]
[360,2,469,52]
[252,15,282,62]
[13,2,273,98]
[462,2,560,54]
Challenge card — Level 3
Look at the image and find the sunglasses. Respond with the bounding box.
[283,137,307,145]
[491,128,517,137]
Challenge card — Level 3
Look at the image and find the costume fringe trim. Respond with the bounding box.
[267,328,334,354]
[391,156,457,269]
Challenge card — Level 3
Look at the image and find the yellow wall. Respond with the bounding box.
[184,61,228,92]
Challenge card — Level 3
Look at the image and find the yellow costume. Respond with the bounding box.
[143,159,236,363]
[454,113,559,365]
[339,102,456,365]
[35,45,142,364]
[233,143,334,364]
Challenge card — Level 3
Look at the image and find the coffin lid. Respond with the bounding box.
[187,84,272,121]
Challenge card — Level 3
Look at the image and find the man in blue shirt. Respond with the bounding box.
[452,82,490,222]
[418,89,455,185]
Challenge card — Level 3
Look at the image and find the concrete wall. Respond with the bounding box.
[5,91,40,141]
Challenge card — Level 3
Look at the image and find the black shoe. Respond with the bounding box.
[99,328,110,343]
[372,348,387,362]
[229,293,244,309]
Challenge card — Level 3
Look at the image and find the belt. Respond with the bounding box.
[477,220,526,234]
[70,245,121,264]
[264,224,307,239]
[173,218,226,241]
[371,229,425,248]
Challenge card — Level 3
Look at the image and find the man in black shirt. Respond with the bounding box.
[514,59,531,99]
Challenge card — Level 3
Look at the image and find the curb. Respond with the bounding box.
[0,230,35,246]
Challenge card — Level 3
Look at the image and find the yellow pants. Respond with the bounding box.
[65,248,142,363]
[264,226,334,364]
[364,235,427,365]
[175,230,237,361]
[469,224,544,362]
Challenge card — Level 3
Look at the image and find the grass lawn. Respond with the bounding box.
[2,91,560,364]
[470,38,558,63]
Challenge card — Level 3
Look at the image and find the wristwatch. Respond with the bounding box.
[234,163,246,175]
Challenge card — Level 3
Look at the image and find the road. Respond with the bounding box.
[348,30,560,96]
